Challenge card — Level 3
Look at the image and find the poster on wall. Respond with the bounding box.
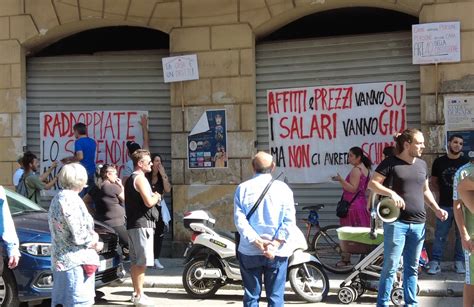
[412,21,461,65]
[268,81,407,184]
[444,96,474,159]
[40,110,147,194]
[188,109,227,169]
[444,96,474,131]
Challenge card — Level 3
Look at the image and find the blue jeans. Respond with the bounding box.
[431,206,464,262]
[377,221,425,307]
[238,252,288,307]
[52,265,95,306]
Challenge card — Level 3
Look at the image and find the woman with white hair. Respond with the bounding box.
[48,163,103,306]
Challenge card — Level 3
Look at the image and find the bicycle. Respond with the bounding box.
[300,204,363,274]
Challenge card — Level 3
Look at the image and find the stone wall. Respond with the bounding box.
[1,0,473,257]
[419,1,474,258]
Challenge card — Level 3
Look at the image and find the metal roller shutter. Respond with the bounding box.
[26,50,173,252]
[256,32,420,226]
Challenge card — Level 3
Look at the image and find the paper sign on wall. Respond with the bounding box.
[412,21,461,64]
[162,54,199,83]
[188,110,227,169]
[40,111,147,194]
[268,81,407,184]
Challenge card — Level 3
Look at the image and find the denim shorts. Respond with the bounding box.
[52,265,95,306]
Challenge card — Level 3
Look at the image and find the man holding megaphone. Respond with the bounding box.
[368,128,448,307]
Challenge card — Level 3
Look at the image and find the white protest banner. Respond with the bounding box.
[40,111,147,194]
[412,22,461,64]
[162,54,199,83]
[268,81,407,183]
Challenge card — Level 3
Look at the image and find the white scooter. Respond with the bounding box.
[182,210,329,303]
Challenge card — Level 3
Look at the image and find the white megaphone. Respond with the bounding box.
[376,198,400,223]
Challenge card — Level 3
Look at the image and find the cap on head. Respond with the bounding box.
[126,141,141,155]
[252,151,274,174]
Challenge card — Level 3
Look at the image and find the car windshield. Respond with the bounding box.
[5,189,46,216]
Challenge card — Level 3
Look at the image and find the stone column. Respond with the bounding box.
[419,1,474,258]
[0,3,30,188]
[169,2,257,251]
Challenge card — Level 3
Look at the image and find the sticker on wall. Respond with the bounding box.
[188,109,227,169]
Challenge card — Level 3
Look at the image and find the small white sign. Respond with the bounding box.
[412,22,461,64]
[162,54,199,83]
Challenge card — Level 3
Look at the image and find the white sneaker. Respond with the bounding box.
[427,261,441,275]
[132,293,153,306]
[154,259,164,269]
[455,261,466,274]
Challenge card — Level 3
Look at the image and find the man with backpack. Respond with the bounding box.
[17,152,58,203]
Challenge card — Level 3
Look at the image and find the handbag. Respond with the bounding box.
[336,170,370,218]
[235,173,282,258]
[336,190,360,218]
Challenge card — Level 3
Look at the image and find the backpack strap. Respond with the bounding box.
[24,173,39,203]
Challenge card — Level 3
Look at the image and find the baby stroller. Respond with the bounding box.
[335,199,424,305]
[335,226,402,304]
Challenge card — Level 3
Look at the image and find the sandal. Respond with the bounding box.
[335,260,351,268]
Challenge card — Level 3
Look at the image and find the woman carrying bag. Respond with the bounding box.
[332,146,372,267]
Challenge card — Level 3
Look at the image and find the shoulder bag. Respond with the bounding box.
[336,170,370,218]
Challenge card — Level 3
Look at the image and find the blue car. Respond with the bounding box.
[0,189,124,306]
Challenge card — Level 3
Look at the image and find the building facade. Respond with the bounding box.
[1,0,473,255]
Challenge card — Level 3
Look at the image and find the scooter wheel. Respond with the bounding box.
[288,262,329,303]
[390,287,404,306]
[182,257,222,299]
[338,286,356,304]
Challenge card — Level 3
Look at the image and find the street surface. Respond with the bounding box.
[93,287,462,306]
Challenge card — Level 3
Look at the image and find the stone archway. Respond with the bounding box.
[21,0,180,53]
[240,0,421,39]
[0,1,179,186]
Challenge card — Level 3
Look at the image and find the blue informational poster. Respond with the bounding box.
[447,130,474,159]
[188,109,227,169]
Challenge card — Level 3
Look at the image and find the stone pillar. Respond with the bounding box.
[419,1,474,259]
[0,1,40,189]
[0,36,26,188]
[169,17,257,250]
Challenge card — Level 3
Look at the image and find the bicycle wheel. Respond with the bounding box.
[312,225,362,274]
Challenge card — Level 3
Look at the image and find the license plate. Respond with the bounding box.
[99,258,114,271]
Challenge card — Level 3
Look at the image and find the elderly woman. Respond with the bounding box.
[48,163,103,306]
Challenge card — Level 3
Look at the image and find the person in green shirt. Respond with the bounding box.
[453,159,474,307]
[21,152,58,203]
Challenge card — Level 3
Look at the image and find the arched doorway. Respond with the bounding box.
[255,8,419,225]
[25,26,173,255]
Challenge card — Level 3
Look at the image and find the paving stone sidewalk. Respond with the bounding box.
[111,258,464,297]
